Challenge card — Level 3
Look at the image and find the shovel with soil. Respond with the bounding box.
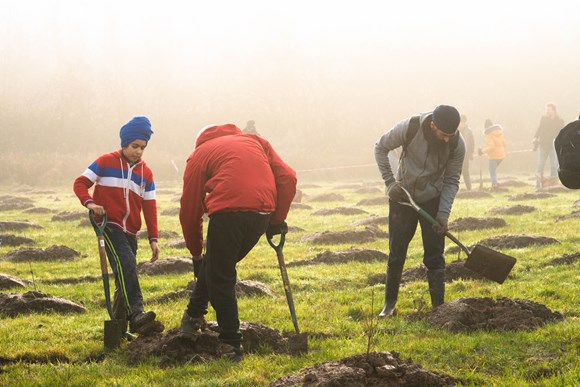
[266,227,308,354]
[89,210,135,350]
[399,188,516,284]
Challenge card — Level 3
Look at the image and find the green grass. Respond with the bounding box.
[1,177,579,386]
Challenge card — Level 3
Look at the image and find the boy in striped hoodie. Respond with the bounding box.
[74,116,162,335]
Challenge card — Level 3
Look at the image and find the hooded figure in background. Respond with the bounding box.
[479,119,506,190]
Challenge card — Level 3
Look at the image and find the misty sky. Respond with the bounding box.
[1,0,579,182]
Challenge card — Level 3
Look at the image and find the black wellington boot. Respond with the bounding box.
[427,269,445,308]
[378,265,404,317]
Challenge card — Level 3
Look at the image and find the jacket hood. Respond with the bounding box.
[195,124,243,148]
[484,124,503,135]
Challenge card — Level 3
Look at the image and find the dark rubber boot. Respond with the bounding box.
[427,269,445,308]
[378,265,404,317]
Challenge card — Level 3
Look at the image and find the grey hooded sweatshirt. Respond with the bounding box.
[374,112,465,223]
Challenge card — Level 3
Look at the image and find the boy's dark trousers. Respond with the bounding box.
[187,211,271,347]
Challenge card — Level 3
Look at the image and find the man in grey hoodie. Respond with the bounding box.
[374,105,465,317]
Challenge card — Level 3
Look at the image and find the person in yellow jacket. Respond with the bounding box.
[478,119,506,190]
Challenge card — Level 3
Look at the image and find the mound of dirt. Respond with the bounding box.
[425,297,563,332]
[166,239,186,249]
[543,186,570,193]
[22,207,54,214]
[288,226,305,233]
[150,279,275,303]
[51,211,86,222]
[574,200,580,207]
[508,192,556,201]
[477,234,559,249]
[156,189,179,195]
[352,216,388,227]
[0,291,86,317]
[0,196,35,211]
[0,234,35,246]
[312,207,369,216]
[488,205,536,215]
[287,249,388,267]
[308,193,345,202]
[138,257,193,275]
[0,273,28,290]
[291,203,313,210]
[44,275,105,285]
[0,220,43,231]
[556,211,580,221]
[136,230,180,240]
[356,197,388,206]
[161,208,180,216]
[300,226,388,245]
[456,191,494,199]
[499,180,530,187]
[449,217,506,231]
[269,351,458,387]
[542,252,580,267]
[1,245,80,262]
[353,187,382,194]
[127,322,288,367]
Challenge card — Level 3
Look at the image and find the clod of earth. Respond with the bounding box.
[488,205,536,215]
[449,217,507,231]
[290,203,313,210]
[22,207,54,214]
[447,234,560,254]
[268,351,459,387]
[353,187,382,194]
[356,196,388,206]
[0,220,43,232]
[160,208,180,216]
[288,226,305,233]
[351,216,388,227]
[0,291,86,317]
[574,200,580,207]
[0,234,35,246]
[0,273,28,290]
[542,252,580,267]
[136,230,180,240]
[556,210,580,221]
[127,322,288,367]
[0,196,35,211]
[166,239,186,249]
[51,211,86,222]
[287,249,388,267]
[312,207,369,216]
[425,297,563,332]
[1,245,80,262]
[299,226,388,245]
[308,193,345,202]
[137,257,193,275]
[456,191,494,199]
[508,192,556,201]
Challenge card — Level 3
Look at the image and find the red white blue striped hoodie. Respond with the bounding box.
[73,150,158,242]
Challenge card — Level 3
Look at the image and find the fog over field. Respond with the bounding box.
[1,0,579,184]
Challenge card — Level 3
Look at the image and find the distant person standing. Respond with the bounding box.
[242,120,260,136]
[533,103,565,190]
[479,119,506,190]
[458,114,475,190]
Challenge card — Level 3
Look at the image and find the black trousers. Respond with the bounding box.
[187,212,270,346]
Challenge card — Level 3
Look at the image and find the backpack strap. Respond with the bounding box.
[401,115,460,159]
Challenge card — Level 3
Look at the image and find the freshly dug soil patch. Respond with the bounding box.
[127,322,288,367]
[449,217,506,231]
[160,207,180,216]
[556,210,580,221]
[488,205,536,215]
[269,351,458,387]
[22,207,54,214]
[356,196,388,206]
[0,220,43,231]
[0,234,35,246]
[312,207,368,216]
[508,192,556,201]
[353,186,382,194]
[477,234,559,249]
[291,203,313,210]
[543,186,569,193]
[44,275,106,285]
[1,245,80,262]
[300,226,387,245]
[138,257,193,275]
[0,273,28,290]
[352,216,388,227]
[150,279,275,303]
[166,239,186,249]
[542,252,580,267]
[574,200,580,207]
[456,191,494,199]
[288,226,305,233]
[51,211,86,222]
[367,260,486,286]
[0,196,35,211]
[425,297,563,332]
[0,291,86,317]
[136,230,180,239]
[287,249,388,267]
[308,193,345,202]
[156,189,179,195]
[499,180,530,187]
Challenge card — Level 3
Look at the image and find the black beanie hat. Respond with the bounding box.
[432,105,460,134]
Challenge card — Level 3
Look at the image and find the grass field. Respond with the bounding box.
[0,176,578,386]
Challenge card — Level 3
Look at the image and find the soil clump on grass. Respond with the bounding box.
[268,351,458,387]
[499,180,530,187]
[287,249,388,267]
[356,196,388,206]
[312,207,368,216]
[456,191,493,199]
[542,252,580,267]
[0,234,35,246]
[353,186,382,194]
[0,291,86,316]
[423,297,563,332]
[137,257,193,275]
[150,279,275,303]
[290,203,313,210]
[367,260,486,286]
[574,200,580,207]
[288,226,305,232]
[160,207,180,216]
[308,193,345,202]
[556,210,580,221]
[136,230,180,239]
[166,239,187,249]
[488,205,536,215]
[0,196,35,211]
[300,226,387,245]
[44,275,106,285]
[447,234,559,254]
[1,245,80,262]
[22,207,54,214]
[51,211,86,222]
[127,322,288,367]
[508,192,556,201]
[449,217,506,231]
[352,216,388,227]
[0,220,43,231]
[0,273,28,290]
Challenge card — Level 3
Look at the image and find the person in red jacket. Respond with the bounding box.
[73,116,163,336]
[179,124,297,361]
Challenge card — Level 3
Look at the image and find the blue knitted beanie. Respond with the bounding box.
[120,116,153,147]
